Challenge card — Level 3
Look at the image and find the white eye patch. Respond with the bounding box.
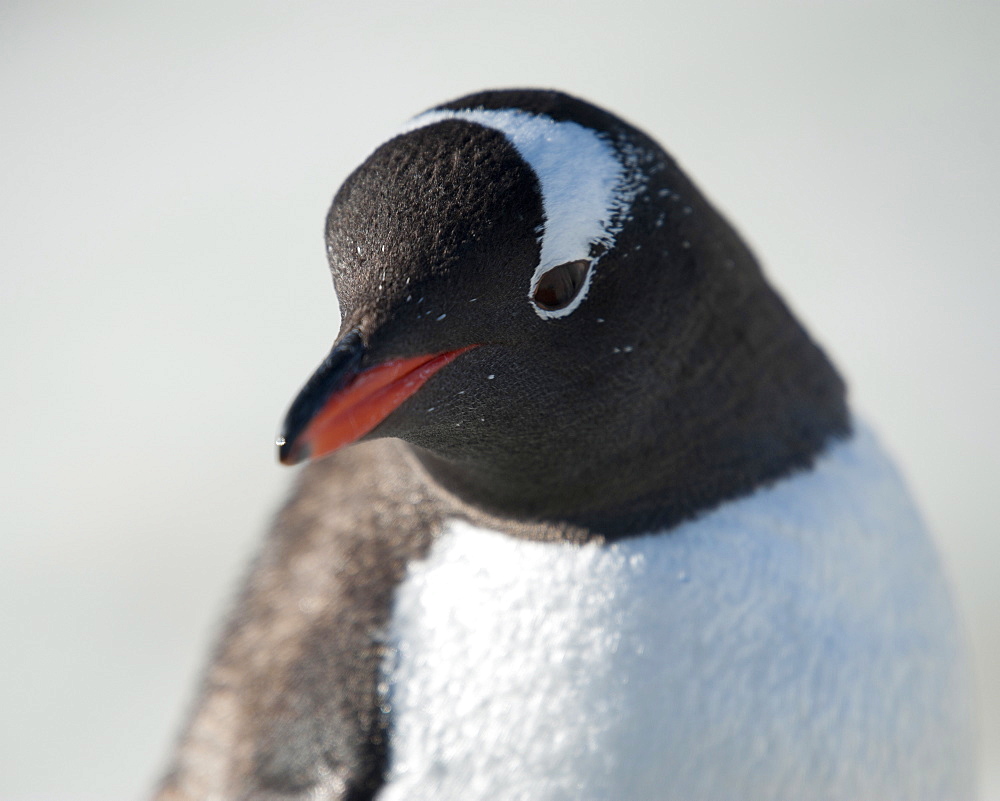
[399,108,639,319]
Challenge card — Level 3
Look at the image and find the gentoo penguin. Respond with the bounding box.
[154,90,975,800]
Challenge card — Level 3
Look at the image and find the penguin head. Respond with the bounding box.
[283,91,703,460]
[279,89,846,531]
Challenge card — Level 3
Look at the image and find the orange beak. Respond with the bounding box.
[278,330,475,465]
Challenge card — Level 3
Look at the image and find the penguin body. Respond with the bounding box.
[383,424,971,800]
[154,90,975,800]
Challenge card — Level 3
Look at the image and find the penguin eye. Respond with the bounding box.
[532,260,591,311]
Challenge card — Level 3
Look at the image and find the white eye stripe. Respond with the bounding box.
[399,108,640,319]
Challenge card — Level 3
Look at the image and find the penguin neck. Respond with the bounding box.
[408,283,850,542]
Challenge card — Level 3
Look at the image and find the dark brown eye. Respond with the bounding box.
[532,260,591,311]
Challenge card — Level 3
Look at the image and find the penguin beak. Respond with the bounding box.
[278,329,474,465]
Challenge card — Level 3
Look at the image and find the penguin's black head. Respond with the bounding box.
[279,89,847,532]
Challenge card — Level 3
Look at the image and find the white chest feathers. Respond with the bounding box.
[379,425,975,801]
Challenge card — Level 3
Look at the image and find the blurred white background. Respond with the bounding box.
[1,1,997,798]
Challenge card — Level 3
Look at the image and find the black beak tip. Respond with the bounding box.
[275,434,308,466]
[275,329,365,467]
